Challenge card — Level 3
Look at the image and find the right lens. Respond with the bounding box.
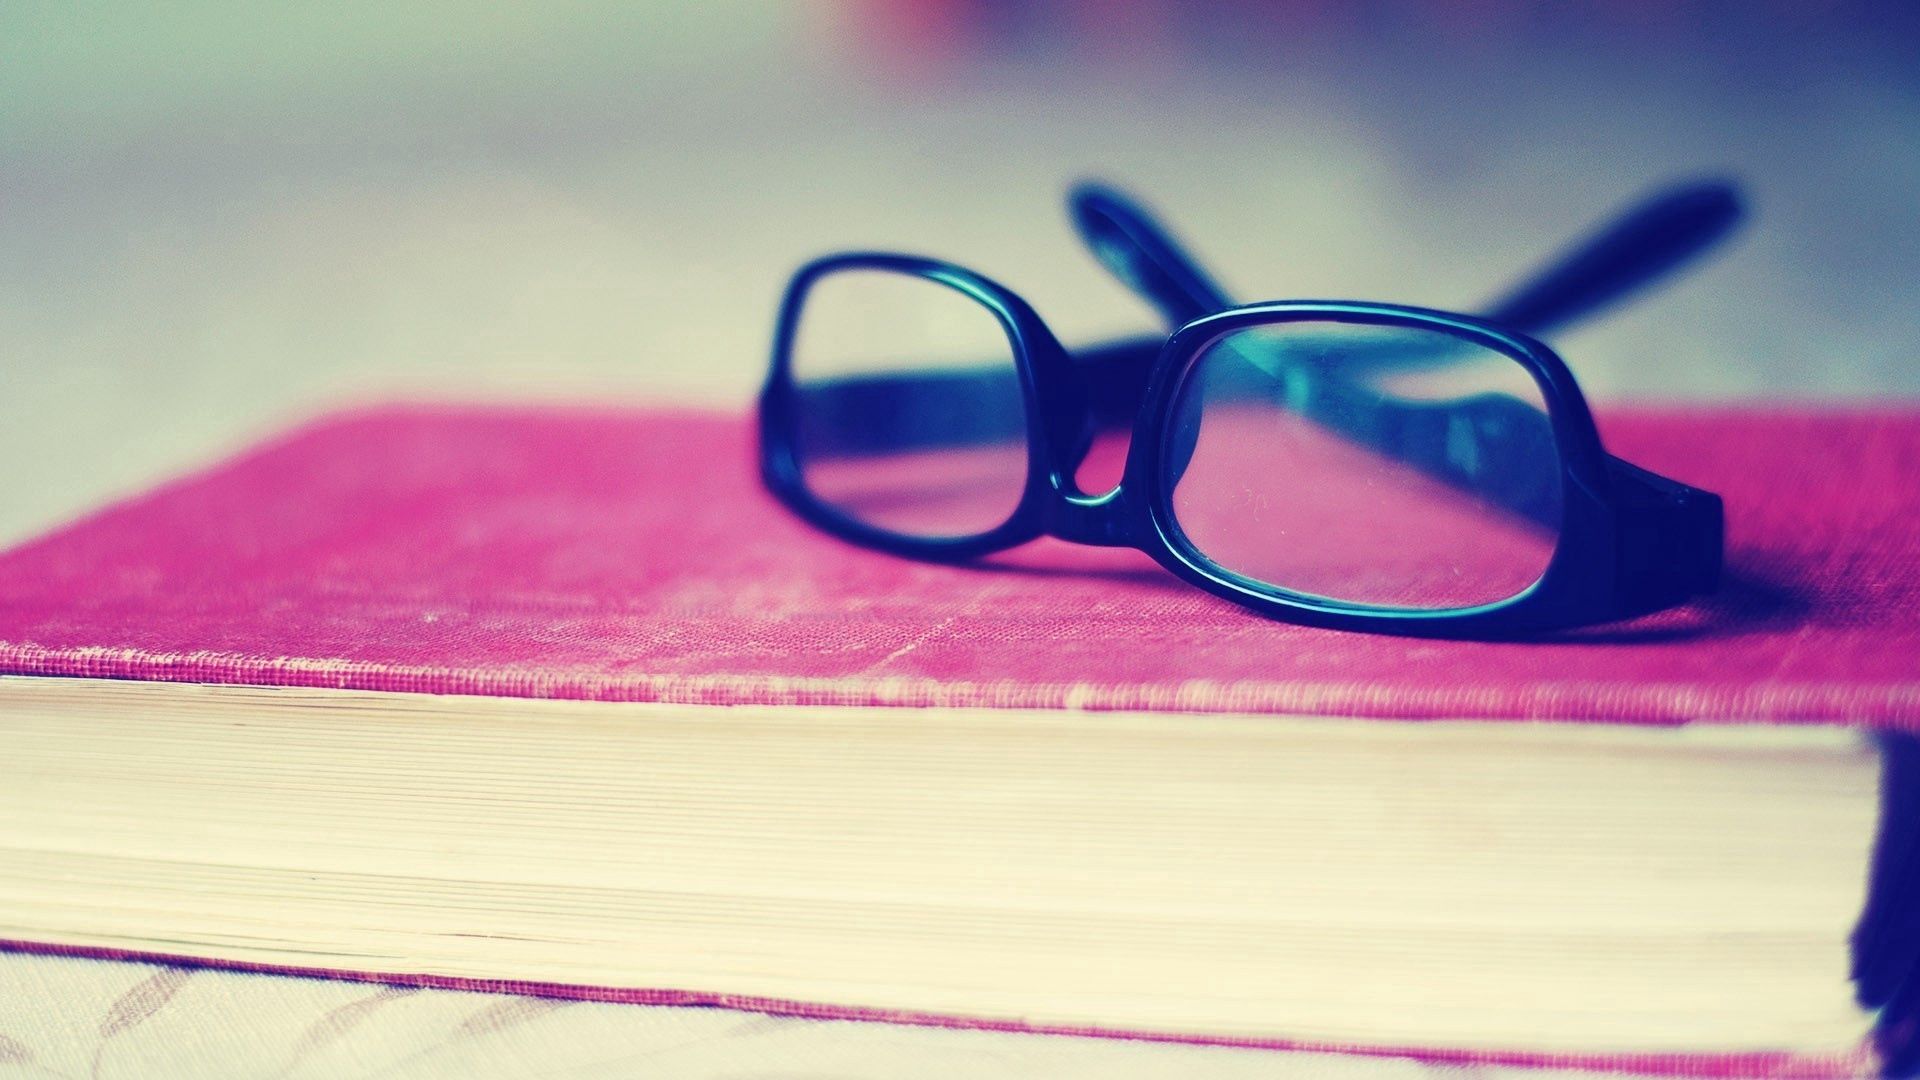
[787,267,1030,540]
[1164,317,1564,611]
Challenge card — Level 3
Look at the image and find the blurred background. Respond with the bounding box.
[3,1,1917,543]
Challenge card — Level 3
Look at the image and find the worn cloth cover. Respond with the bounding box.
[0,404,1916,1079]
[0,404,1915,728]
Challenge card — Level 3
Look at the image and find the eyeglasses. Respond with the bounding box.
[758,181,1734,637]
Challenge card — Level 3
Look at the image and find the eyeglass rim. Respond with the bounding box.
[760,252,1054,558]
[1123,300,1611,623]
[761,253,1673,637]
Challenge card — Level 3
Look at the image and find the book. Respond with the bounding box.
[0,403,1914,1076]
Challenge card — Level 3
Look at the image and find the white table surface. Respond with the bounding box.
[0,949,1644,1079]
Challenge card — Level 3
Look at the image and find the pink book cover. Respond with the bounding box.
[1,403,1916,1076]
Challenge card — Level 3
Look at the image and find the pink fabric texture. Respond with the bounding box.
[0,403,1916,728]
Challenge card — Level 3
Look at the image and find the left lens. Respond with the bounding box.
[787,267,1029,540]
[1163,317,1564,611]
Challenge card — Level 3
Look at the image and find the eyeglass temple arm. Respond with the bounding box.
[1479,180,1744,336]
[1067,178,1745,341]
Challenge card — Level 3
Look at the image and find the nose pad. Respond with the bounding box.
[1071,429,1132,497]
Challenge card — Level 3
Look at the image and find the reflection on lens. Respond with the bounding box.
[789,269,1028,539]
[1166,319,1563,611]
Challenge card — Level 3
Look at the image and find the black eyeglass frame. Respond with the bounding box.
[759,249,1722,637]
